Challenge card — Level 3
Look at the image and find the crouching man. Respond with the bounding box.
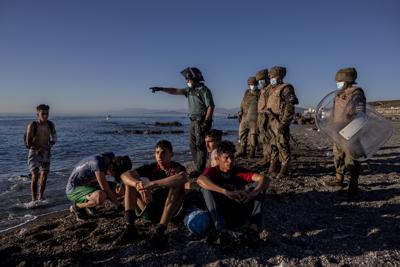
[197,141,269,247]
[114,140,188,248]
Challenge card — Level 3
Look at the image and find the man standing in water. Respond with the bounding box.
[25,104,57,202]
[150,67,215,177]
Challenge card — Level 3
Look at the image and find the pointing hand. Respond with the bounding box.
[149,87,163,93]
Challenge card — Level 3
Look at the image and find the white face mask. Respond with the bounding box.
[258,79,266,88]
[270,78,278,86]
[187,82,193,88]
[249,85,255,90]
[336,81,345,90]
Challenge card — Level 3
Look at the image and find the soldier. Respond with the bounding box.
[150,67,215,176]
[256,68,271,165]
[265,66,298,178]
[327,68,366,197]
[236,76,260,158]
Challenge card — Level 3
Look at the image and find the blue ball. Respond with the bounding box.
[184,208,211,236]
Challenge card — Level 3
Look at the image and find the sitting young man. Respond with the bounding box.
[197,140,269,247]
[66,152,132,221]
[114,140,188,247]
[205,129,223,168]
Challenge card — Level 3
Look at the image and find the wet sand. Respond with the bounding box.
[1,122,400,266]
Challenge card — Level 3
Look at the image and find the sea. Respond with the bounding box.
[0,115,239,232]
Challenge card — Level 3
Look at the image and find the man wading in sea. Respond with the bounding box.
[150,67,215,177]
[25,104,57,202]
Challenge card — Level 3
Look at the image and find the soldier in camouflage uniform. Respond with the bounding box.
[256,68,271,165]
[236,76,260,158]
[150,67,215,175]
[265,66,298,178]
[327,68,366,197]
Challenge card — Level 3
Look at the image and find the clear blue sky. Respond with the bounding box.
[0,0,399,114]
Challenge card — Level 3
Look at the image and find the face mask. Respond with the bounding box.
[258,80,266,88]
[249,85,255,90]
[187,82,193,88]
[270,78,278,86]
[336,81,345,90]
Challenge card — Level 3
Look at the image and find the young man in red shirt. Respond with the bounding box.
[197,141,270,247]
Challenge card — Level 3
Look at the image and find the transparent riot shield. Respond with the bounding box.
[315,90,393,160]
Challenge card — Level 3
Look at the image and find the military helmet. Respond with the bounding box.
[335,67,357,83]
[268,66,286,79]
[181,67,204,81]
[255,68,268,81]
[247,76,257,85]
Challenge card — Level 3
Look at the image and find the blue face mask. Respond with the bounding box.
[270,78,278,86]
[258,79,266,88]
[336,81,345,90]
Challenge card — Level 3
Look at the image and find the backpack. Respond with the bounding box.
[24,120,55,149]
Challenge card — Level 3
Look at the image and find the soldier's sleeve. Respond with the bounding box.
[257,89,266,113]
[239,91,246,115]
[181,88,189,98]
[202,87,215,108]
[281,85,298,125]
[352,89,366,113]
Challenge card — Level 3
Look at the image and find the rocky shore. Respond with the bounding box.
[1,122,400,266]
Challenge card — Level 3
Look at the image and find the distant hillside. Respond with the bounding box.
[369,100,400,108]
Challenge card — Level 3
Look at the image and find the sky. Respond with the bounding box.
[0,0,399,114]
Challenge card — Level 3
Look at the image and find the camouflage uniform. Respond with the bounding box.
[331,68,366,196]
[265,67,298,177]
[237,77,260,158]
[256,69,271,162]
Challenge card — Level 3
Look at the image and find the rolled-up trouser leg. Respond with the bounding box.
[200,188,224,231]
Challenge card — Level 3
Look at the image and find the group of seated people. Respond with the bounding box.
[65,129,270,249]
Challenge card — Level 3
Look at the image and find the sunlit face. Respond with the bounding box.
[217,152,235,172]
[205,136,219,153]
[155,147,173,168]
[37,110,49,122]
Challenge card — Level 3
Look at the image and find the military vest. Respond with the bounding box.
[333,86,365,123]
[242,89,260,114]
[266,83,290,114]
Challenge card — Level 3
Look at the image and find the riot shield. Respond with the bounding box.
[315,90,393,160]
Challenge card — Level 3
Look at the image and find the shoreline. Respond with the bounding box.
[1,123,399,266]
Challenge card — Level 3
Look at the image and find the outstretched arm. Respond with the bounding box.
[150,87,186,95]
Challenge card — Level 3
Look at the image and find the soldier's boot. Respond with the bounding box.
[235,145,247,158]
[268,160,278,176]
[248,147,256,159]
[277,164,288,179]
[326,173,347,187]
[348,178,358,198]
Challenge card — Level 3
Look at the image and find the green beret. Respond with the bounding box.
[247,76,257,85]
[255,69,268,81]
[269,66,286,79]
[335,67,357,83]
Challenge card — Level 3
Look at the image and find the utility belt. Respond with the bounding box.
[189,115,205,122]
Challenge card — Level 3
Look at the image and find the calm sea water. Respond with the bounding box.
[0,115,238,231]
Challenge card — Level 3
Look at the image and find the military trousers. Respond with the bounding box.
[189,118,209,172]
[257,113,271,159]
[238,120,258,150]
[268,118,290,166]
[333,143,360,182]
